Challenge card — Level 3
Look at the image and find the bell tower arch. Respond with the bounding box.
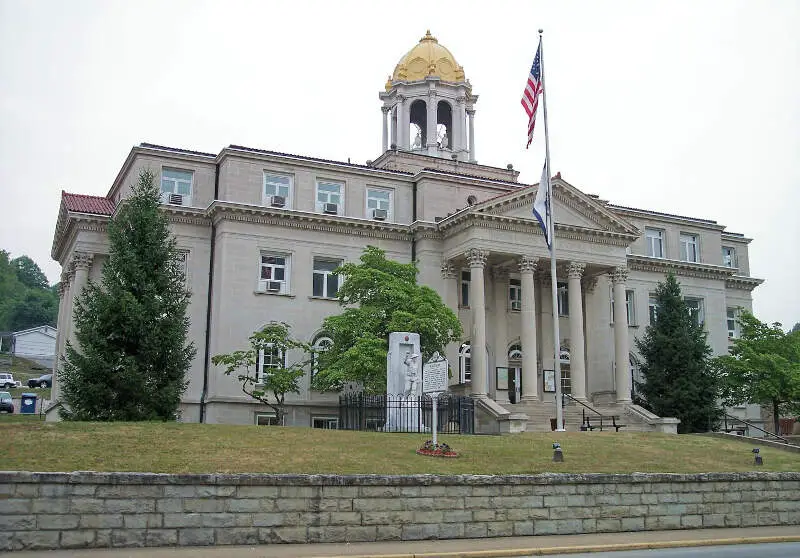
[379,31,478,162]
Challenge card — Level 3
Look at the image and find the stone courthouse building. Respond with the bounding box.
[49,31,763,431]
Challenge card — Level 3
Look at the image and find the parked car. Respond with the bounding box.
[27,374,53,388]
[0,373,20,389]
[0,391,13,413]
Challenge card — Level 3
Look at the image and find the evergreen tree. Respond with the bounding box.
[635,273,720,433]
[59,170,194,421]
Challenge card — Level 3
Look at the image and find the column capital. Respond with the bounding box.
[466,249,488,268]
[466,108,476,116]
[396,94,406,103]
[582,276,599,293]
[567,261,586,279]
[456,96,466,104]
[492,265,509,280]
[611,266,629,285]
[57,279,69,297]
[518,256,538,274]
[381,106,390,114]
[440,260,457,280]
[71,252,94,271]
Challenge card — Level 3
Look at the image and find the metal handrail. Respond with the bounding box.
[721,413,788,444]
[564,393,624,431]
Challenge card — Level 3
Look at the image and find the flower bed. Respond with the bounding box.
[416,440,459,458]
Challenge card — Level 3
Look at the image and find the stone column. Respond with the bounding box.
[396,95,407,149]
[62,266,76,355]
[538,271,555,376]
[68,253,93,349]
[467,248,488,397]
[567,262,587,401]
[51,274,69,403]
[381,106,389,152]
[426,91,438,153]
[492,266,509,403]
[441,261,459,386]
[519,256,539,402]
[467,108,476,162]
[612,267,632,403]
[454,96,466,156]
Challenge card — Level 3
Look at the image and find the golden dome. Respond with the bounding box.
[391,30,466,85]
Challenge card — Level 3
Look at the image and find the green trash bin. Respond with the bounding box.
[20,392,37,414]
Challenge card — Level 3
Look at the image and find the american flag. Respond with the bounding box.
[520,40,543,148]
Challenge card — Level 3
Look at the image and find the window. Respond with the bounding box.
[312,416,339,429]
[311,335,333,382]
[258,254,289,294]
[557,282,568,316]
[610,288,636,325]
[366,188,392,220]
[255,413,281,426]
[312,258,340,298]
[626,290,635,326]
[648,295,658,324]
[460,271,470,307]
[645,228,664,258]
[727,308,738,338]
[175,250,189,286]
[459,342,471,383]
[316,181,343,214]
[680,233,699,263]
[722,246,736,268]
[263,173,292,208]
[685,297,705,326]
[161,169,193,205]
[257,343,285,383]
[508,343,522,361]
[509,278,521,311]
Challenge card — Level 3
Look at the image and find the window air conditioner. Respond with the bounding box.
[270,195,286,208]
[169,193,184,205]
[511,300,522,311]
[266,281,282,292]
[323,203,338,215]
[372,208,387,220]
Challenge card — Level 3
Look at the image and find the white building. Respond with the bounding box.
[13,325,57,369]
[48,31,762,431]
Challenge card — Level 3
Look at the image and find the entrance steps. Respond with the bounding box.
[499,399,655,433]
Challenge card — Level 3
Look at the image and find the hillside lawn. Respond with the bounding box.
[1,355,52,399]
[1,417,798,475]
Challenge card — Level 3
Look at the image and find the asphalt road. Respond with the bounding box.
[545,542,800,557]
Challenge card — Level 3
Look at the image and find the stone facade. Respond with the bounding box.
[1,471,798,551]
[47,33,764,429]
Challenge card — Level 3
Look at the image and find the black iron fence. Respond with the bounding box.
[338,393,475,434]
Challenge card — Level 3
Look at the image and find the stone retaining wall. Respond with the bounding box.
[1,471,799,551]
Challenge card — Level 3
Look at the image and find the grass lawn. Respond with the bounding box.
[1,420,798,475]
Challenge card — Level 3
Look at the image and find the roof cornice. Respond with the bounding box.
[725,275,764,291]
[610,204,726,231]
[627,255,740,281]
[208,202,412,241]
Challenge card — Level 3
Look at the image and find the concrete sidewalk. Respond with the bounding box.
[5,526,800,558]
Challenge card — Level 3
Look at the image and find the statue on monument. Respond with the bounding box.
[403,351,420,396]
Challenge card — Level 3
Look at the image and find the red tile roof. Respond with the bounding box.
[62,191,114,215]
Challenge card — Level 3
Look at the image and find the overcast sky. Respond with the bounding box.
[1,0,798,328]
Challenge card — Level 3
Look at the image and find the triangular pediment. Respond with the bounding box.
[474,177,639,235]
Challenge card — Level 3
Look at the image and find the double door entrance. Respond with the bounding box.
[507,364,572,404]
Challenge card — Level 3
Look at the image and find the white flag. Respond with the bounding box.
[533,162,551,250]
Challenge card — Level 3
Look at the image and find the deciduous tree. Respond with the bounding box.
[713,312,800,433]
[212,322,309,425]
[312,246,462,394]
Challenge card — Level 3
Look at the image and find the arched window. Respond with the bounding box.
[459,342,471,384]
[437,100,453,148]
[508,343,522,361]
[409,100,427,149]
[311,334,333,383]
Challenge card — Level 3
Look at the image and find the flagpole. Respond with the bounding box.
[538,29,564,432]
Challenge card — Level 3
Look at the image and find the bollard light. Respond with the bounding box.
[752,448,763,466]
[552,442,564,463]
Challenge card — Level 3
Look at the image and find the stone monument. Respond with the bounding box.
[386,332,422,431]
